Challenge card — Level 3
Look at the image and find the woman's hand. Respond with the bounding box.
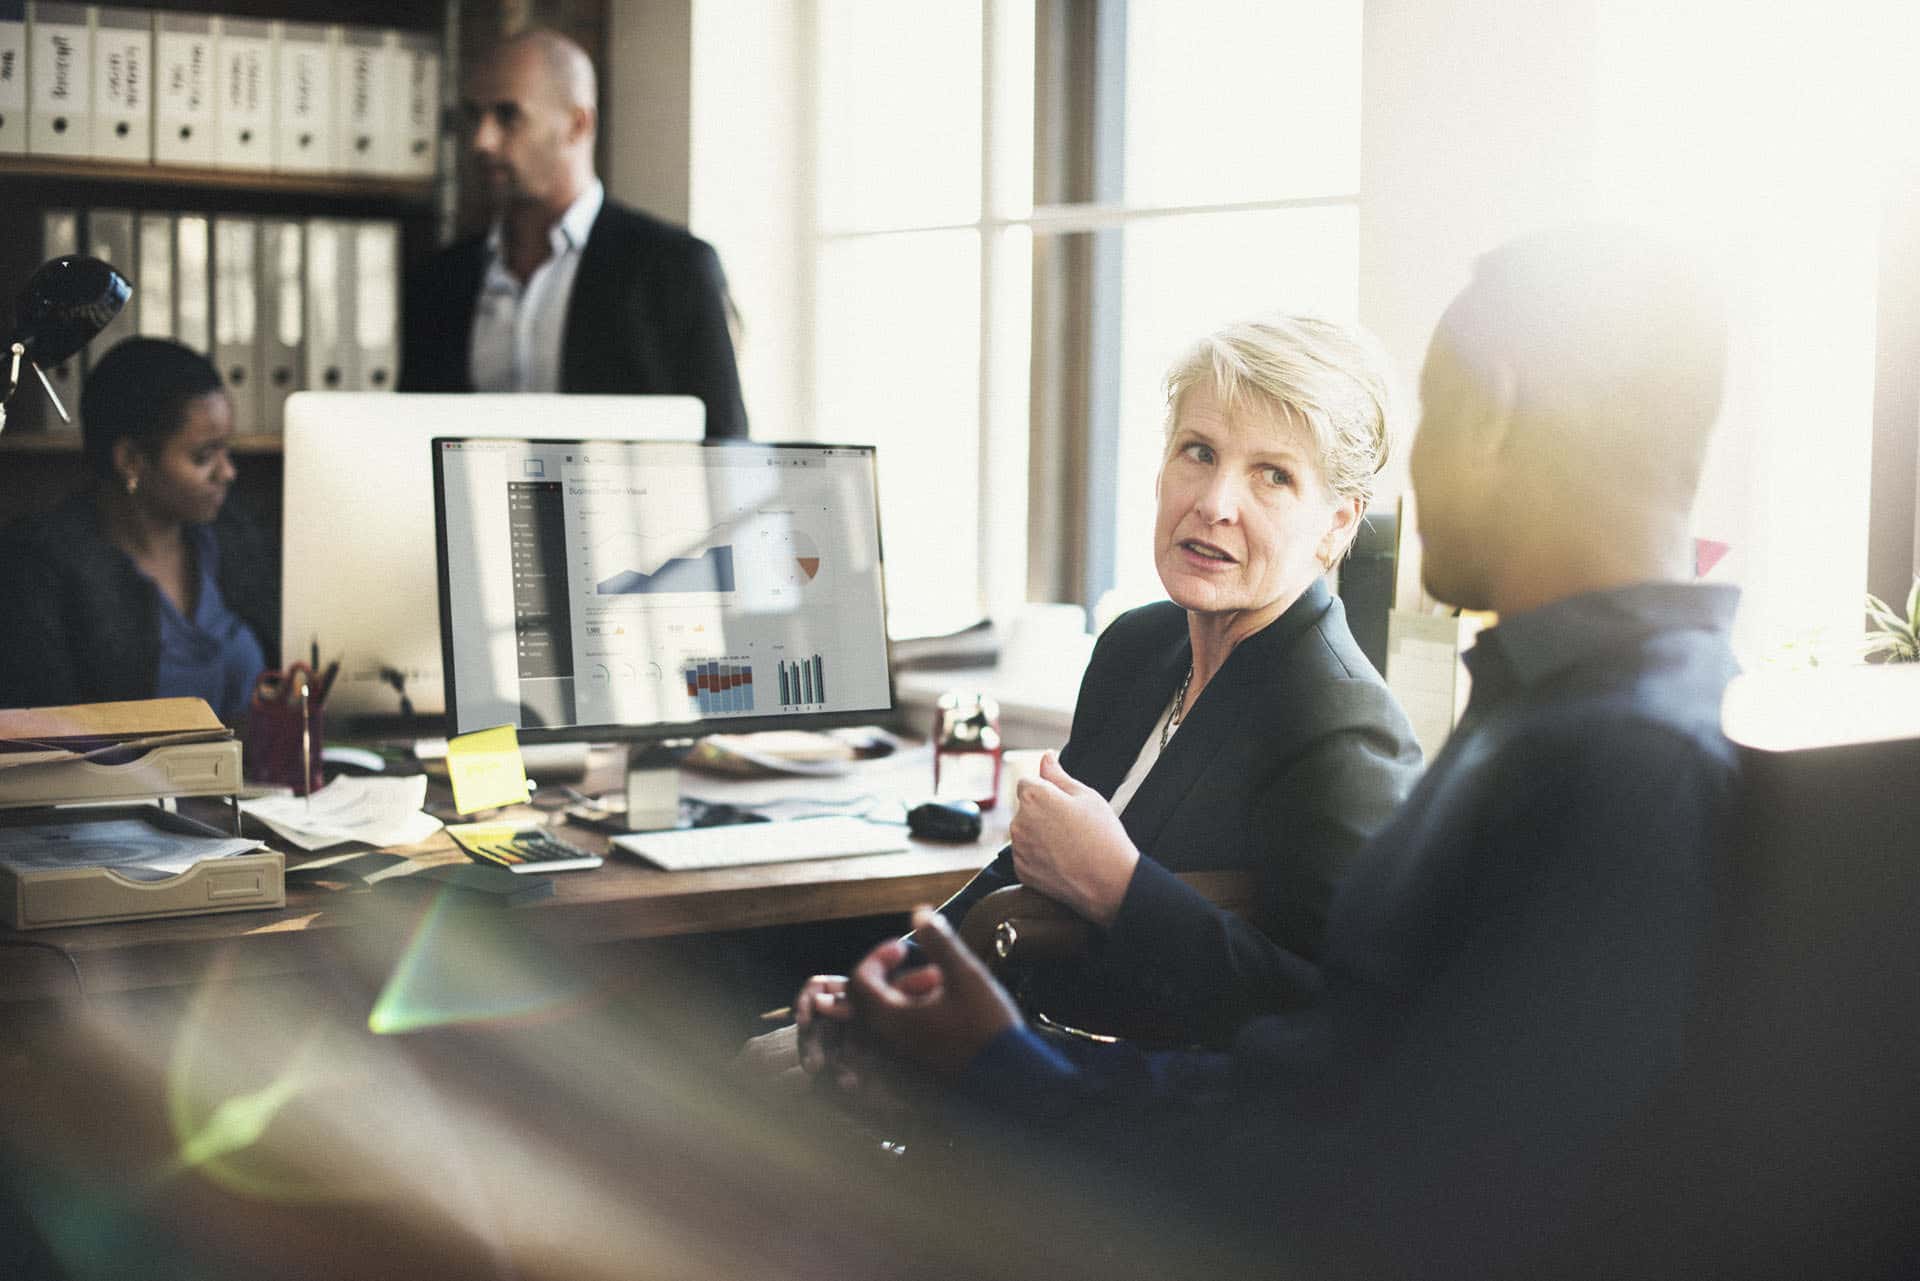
[1008,752,1141,927]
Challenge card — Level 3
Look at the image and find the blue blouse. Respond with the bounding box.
[149,524,267,725]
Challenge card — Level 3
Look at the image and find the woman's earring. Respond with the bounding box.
[124,473,138,496]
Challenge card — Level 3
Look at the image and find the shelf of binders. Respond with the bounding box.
[0,5,446,184]
[0,154,437,204]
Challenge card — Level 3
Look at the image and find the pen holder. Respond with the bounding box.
[247,694,324,794]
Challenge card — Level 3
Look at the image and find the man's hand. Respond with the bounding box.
[1008,752,1141,926]
[848,907,1023,1078]
[793,973,852,1077]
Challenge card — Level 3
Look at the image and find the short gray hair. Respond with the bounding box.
[1163,315,1396,517]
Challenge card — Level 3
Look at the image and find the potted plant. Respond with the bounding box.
[1864,577,1920,663]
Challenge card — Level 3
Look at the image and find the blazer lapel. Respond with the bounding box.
[561,205,621,393]
[1116,579,1336,854]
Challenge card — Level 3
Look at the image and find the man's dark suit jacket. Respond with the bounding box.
[938,580,1422,1043]
[398,198,749,439]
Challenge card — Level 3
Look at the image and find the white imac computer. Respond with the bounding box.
[431,437,893,747]
[281,393,705,726]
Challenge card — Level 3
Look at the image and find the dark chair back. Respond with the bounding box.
[1557,668,1920,1280]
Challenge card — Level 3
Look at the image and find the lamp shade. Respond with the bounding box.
[9,255,132,367]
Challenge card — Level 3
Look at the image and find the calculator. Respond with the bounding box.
[447,824,604,873]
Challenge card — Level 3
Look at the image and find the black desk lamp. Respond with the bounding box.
[2,255,132,436]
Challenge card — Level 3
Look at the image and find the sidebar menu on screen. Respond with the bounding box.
[508,480,574,684]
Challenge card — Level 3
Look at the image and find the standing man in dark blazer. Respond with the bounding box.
[399,29,749,439]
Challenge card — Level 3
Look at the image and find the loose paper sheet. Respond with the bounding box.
[240,775,443,851]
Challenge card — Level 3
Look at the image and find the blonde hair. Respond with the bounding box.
[1163,316,1396,532]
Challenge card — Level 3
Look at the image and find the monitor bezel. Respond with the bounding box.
[431,435,897,746]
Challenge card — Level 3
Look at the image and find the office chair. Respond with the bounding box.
[1552,665,1920,1280]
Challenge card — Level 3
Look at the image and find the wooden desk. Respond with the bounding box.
[0,746,1004,1002]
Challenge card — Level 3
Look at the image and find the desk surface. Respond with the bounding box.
[0,745,1005,1001]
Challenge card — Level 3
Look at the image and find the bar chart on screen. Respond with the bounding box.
[774,654,827,707]
[683,656,757,714]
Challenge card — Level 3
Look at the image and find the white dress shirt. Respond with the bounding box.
[1106,690,1182,816]
[468,180,605,393]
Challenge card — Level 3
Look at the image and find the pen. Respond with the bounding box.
[316,660,340,706]
[300,678,313,812]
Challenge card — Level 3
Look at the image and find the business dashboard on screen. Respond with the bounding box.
[434,438,893,739]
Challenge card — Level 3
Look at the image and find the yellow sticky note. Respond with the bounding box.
[446,725,531,815]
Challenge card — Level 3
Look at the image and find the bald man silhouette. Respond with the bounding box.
[400,29,748,438]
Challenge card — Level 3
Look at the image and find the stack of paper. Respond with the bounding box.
[240,774,441,851]
[0,818,260,881]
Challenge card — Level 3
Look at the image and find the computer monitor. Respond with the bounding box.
[431,437,893,743]
[281,393,705,726]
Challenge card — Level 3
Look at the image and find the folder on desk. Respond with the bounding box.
[353,219,399,390]
[0,696,228,767]
[153,11,215,167]
[272,19,331,173]
[134,211,173,339]
[83,206,137,363]
[258,217,304,433]
[388,29,437,178]
[33,208,82,428]
[0,806,280,930]
[0,0,27,156]
[214,15,272,172]
[173,211,211,354]
[336,25,384,175]
[27,1,90,157]
[0,696,241,812]
[303,216,354,391]
[89,5,147,161]
[212,215,261,430]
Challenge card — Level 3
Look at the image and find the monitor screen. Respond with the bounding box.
[433,437,894,741]
[280,393,705,724]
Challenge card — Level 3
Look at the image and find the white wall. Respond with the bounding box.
[1358,0,1601,503]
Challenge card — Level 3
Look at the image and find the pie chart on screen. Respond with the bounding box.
[791,531,821,585]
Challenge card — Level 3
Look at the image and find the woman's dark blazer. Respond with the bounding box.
[938,579,1422,1041]
[0,493,279,711]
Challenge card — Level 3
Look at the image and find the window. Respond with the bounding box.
[804,0,1364,635]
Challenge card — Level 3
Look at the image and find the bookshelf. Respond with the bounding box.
[0,0,614,612]
[0,0,453,543]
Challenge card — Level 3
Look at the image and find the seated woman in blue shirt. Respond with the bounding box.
[0,338,276,724]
